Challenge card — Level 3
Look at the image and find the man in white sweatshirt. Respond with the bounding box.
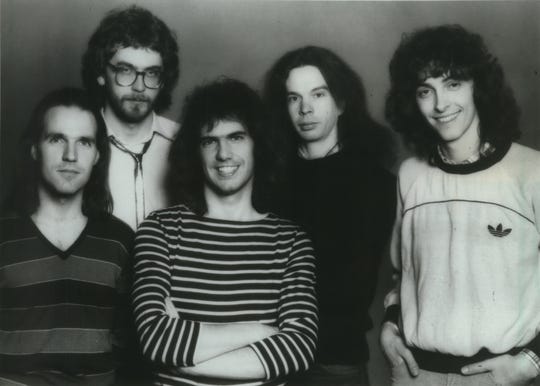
[381,24,540,386]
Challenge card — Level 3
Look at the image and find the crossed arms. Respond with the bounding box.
[131,216,318,381]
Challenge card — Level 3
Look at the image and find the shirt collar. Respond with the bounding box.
[102,109,171,144]
[436,142,495,165]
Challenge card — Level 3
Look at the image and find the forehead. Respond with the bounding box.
[418,74,474,88]
[286,65,328,92]
[43,106,97,138]
[202,120,248,136]
[110,46,163,68]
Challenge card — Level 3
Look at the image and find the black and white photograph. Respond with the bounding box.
[1,1,539,385]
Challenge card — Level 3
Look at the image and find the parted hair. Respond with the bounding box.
[385,24,520,158]
[82,5,179,112]
[168,78,282,215]
[264,45,390,162]
[13,88,112,217]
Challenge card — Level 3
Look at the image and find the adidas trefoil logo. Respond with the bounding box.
[488,223,512,237]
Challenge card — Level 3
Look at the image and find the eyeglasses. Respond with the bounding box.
[107,63,163,89]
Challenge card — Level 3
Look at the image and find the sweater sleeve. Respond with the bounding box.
[526,153,540,355]
[249,229,318,380]
[132,214,200,366]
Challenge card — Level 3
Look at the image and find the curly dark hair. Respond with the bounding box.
[385,24,521,158]
[11,88,112,217]
[81,5,179,112]
[168,78,282,215]
[263,45,390,162]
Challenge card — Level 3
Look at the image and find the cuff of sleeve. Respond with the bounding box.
[249,342,271,380]
[183,321,201,366]
[382,304,400,325]
[520,349,540,376]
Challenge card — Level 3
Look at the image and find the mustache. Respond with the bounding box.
[122,95,151,102]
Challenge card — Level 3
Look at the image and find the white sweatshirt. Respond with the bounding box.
[385,143,540,356]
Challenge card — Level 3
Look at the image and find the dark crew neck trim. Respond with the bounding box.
[431,141,512,174]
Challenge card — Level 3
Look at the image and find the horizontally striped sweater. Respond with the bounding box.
[132,205,318,385]
[0,215,133,385]
[385,142,540,356]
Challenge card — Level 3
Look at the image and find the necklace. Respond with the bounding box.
[299,141,341,159]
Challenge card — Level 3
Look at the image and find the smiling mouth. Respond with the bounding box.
[216,165,239,177]
[434,111,459,123]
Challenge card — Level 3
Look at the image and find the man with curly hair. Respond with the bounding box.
[82,5,180,230]
[381,25,540,385]
[131,78,318,385]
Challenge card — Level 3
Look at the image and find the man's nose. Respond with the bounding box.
[62,142,77,162]
[132,73,146,92]
[434,91,450,112]
[299,99,313,115]
[216,141,231,161]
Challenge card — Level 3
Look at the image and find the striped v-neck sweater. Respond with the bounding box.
[0,215,133,385]
[132,205,318,385]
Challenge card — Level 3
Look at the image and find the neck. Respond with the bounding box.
[203,184,263,221]
[103,105,154,144]
[298,130,340,160]
[32,186,85,223]
[439,117,481,163]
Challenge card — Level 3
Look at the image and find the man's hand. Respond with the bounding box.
[462,352,539,385]
[380,321,419,377]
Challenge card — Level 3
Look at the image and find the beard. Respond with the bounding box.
[108,93,156,124]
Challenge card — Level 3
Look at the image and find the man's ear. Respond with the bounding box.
[97,76,106,86]
[337,100,345,116]
[93,150,100,166]
[31,145,37,161]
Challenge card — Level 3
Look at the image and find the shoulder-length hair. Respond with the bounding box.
[385,24,520,159]
[263,45,390,162]
[12,88,112,217]
[81,5,179,112]
[168,78,281,215]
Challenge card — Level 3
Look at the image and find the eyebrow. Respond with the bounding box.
[114,61,163,71]
[201,130,248,140]
[287,85,329,96]
[44,132,96,143]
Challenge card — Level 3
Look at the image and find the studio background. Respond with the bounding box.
[1,1,539,385]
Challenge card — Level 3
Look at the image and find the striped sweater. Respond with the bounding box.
[0,215,133,385]
[132,205,318,385]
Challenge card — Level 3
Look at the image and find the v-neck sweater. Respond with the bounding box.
[0,214,133,384]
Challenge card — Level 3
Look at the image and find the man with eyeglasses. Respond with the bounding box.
[82,5,180,230]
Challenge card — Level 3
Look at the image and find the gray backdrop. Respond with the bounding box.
[1,1,539,385]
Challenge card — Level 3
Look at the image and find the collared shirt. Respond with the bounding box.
[437,142,495,165]
[104,112,180,230]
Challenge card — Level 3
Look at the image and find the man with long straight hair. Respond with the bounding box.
[264,46,396,385]
[0,88,133,385]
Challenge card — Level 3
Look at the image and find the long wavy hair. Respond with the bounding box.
[168,78,282,215]
[11,88,112,217]
[263,45,391,163]
[385,24,521,159]
[81,5,179,112]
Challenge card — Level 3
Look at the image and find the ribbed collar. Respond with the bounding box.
[431,141,512,174]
